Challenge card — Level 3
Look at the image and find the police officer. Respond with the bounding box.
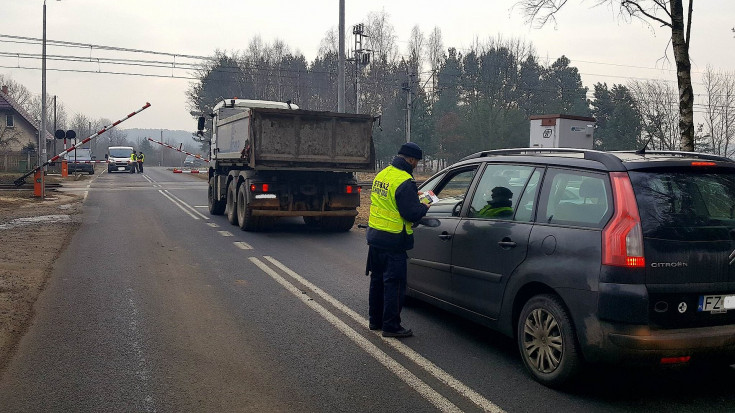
[129,150,137,173]
[137,151,145,173]
[366,142,429,338]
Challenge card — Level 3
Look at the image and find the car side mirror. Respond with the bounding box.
[92,155,96,160]
[413,217,440,228]
[418,217,440,227]
[452,201,463,217]
[104,154,109,159]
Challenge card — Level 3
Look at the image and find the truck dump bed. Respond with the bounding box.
[216,107,375,172]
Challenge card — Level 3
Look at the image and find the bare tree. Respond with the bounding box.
[701,66,735,156]
[516,0,696,151]
[426,27,444,98]
[318,28,339,57]
[364,9,398,64]
[629,79,680,150]
[407,25,425,73]
[0,75,33,112]
[0,123,22,153]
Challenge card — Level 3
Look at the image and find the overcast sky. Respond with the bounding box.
[2,0,733,132]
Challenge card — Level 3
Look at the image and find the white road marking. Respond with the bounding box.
[124,288,156,413]
[162,190,209,219]
[194,205,208,208]
[218,231,233,237]
[207,223,219,228]
[263,255,505,413]
[249,257,462,413]
[234,241,253,250]
[158,190,199,220]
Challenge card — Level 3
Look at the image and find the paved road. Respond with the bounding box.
[1,167,734,412]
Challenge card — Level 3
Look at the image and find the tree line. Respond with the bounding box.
[187,15,735,168]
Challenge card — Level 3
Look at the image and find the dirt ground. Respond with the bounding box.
[0,173,85,372]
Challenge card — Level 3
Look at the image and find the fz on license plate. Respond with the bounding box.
[698,294,735,312]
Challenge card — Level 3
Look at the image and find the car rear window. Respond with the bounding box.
[629,168,735,240]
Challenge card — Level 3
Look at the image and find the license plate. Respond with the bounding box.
[698,294,735,312]
[117,167,126,171]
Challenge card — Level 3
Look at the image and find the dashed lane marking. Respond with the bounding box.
[218,231,233,237]
[207,223,219,228]
[234,241,253,250]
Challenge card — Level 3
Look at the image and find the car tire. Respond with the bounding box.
[517,294,582,388]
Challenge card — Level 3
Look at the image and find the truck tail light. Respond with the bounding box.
[250,183,270,193]
[660,356,690,365]
[345,185,361,194]
[602,172,645,268]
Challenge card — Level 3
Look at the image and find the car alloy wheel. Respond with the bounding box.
[517,294,581,387]
[523,307,563,373]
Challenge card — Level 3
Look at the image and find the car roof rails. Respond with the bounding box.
[459,147,626,171]
[612,150,735,163]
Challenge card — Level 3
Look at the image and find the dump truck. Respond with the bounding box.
[198,99,376,232]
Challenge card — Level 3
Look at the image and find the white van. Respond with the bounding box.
[106,146,135,173]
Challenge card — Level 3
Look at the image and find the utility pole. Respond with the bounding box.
[349,24,370,114]
[337,0,345,112]
[40,0,48,198]
[402,73,415,143]
[53,95,57,165]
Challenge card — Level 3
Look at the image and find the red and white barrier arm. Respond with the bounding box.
[14,102,152,186]
[66,160,109,164]
[147,137,210,162]
[172,168,202,173]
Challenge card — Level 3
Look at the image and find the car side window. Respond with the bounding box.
[468,164,535,220]
[422,166,478,217]
[540,169,611,228]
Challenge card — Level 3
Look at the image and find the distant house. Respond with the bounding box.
[0,85,53,171]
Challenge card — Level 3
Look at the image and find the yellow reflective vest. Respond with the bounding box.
[369,165,414,235]
[137,153,144,162]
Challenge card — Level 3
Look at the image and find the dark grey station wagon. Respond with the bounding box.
[408,148,735,387]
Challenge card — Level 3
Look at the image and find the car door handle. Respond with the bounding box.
[498,240,517,248]
[438,232,452,240]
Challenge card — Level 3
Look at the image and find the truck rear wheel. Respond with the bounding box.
[226,181,238,225]
[237,184,258,231]
[320,216,355,232]
[208,177,226,215]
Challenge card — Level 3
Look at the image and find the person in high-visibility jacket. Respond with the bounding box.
[129,151,137,173]
[366,142,429,338]
[136,151,145,173]
[476,186,514,217]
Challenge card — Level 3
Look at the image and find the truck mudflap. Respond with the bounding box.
[251,210,358,217]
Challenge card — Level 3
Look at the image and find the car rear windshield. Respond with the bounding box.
[629,168,735,240]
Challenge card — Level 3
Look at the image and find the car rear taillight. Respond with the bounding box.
[345,185,361,194]
[602,172,645,268]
